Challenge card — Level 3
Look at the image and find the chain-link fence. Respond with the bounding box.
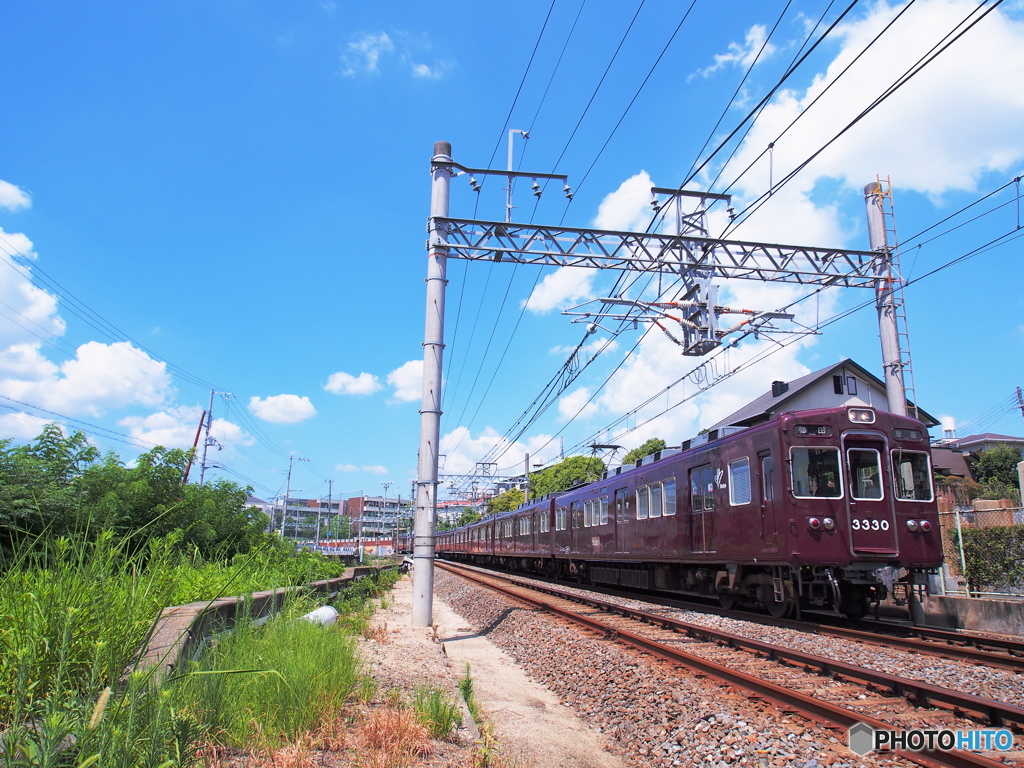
[938,506,1024,597]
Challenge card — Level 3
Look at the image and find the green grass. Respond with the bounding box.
[0,529,395,766]
[411,685,461,740]
[170,598,364,749]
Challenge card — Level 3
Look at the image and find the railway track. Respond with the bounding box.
[438,561,1024,768]
[449,560,1024,674]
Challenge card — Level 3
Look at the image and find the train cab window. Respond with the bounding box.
[663,479,676,515]
[791,448,841,498]
[636,486,649,520]
[728,458,752,505]
[891,450,933,501]
[649,483,663,518]
[848,448,883,500]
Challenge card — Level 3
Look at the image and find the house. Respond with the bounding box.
[707,358,939,434]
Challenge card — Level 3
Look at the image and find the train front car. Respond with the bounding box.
[780,406,942,617]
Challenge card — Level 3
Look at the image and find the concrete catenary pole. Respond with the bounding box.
[412,141,452,627]
[864,182,906,417]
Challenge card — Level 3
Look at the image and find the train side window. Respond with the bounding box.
[584,500,593,527]
[636,486,649,520]
[762,456,774,501]
[702,467,715,510]
[663,478,676,515]
[691,464,714,510]
[791,448,842,498]
[600,496,609,525]
[570,501,581,529]
[891,451,933,501]
[649,483,663,518]
[555,506,566,531]
[848,448,883,500]
[729,458,752,505]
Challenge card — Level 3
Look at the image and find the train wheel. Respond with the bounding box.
[718,592,737,610]
[761,583,794,619]
[840,585,870,619]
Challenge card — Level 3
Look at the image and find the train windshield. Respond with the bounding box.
[848,448,883,500]
[791,448,842,498]
[891,450,934,501]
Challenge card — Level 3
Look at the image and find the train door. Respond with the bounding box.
[758,451,778,551]
[614,487,628,553]
[844,436,898,555]
[690,464,715,553]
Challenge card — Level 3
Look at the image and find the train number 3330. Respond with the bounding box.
[851,518,890,531]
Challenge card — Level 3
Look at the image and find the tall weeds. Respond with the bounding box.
[0,529,383,767]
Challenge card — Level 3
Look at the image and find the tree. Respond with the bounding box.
[528,455,605,497]
[486,488,524,516]
[457,507,482,526]
[1,424,277,561]
[621,438,667,466]
[970,443,1023,502]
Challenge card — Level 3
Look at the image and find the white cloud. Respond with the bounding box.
[0,181,31,211]
[341,32,394,76]
[697,24,777,78]
[558,387,598,422]
[324,371,382,396]
[335,463,388,474]
[0,411,52,439]
[0,341,173,417]
[341,31,450,80]
[718,0,1024,225]
[439,425,554,475]
[248,394,317,424]
[593,171,655,231]
[411,61,449,79]
[524,267,597,313]
[118,406,253,452]
[386,360,422,402]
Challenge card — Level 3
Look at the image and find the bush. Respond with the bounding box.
[961,524,1024,589]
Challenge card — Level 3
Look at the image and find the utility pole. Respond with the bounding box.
[199,390,224,485]
[381,480,393,546]
[1016,387,1024,423]
[412,141,452,628]
[317,479,332,546]
[281,455,308,539]
[864,181,908,417]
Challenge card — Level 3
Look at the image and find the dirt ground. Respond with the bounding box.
[363,574,629,768]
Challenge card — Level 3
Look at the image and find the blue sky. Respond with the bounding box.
[2,0,1023,506]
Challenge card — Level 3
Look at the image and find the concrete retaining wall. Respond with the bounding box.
[919,594,1024,636]
[138,564,389,681]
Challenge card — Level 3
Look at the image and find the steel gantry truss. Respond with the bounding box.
[429,217,882,287]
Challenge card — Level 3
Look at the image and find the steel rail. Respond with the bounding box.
[852,620,1024,658]
[439,563,1015,768]
[771,620,1024,674]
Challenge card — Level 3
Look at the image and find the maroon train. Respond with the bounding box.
[425,405,942,618]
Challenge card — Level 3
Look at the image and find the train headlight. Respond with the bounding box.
[919,520,932,533]
[808,517,822,530]
[906,519,920,533]
[822,517,835,531]
[848,408,876,423]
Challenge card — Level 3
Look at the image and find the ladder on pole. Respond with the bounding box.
[876,176,918,420]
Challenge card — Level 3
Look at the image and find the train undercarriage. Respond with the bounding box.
[452,553,929,619]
